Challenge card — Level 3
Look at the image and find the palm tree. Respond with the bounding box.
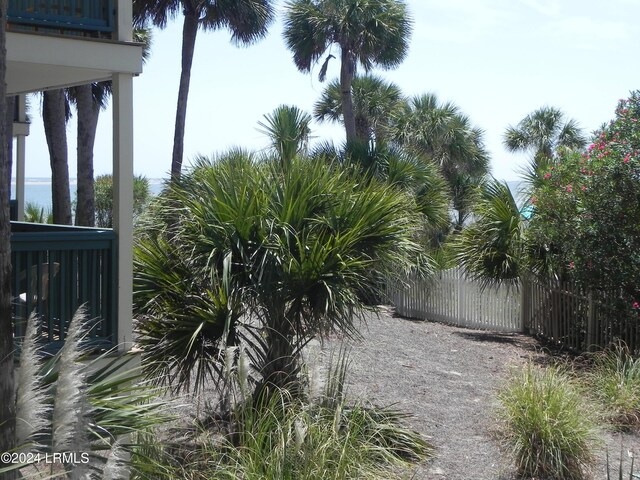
[134,153,424,398]
[391,93,490,231]
[504,106,587,161]
[283,0,412,144]
[0,0,16,465]
[70,82,110,226]
[312,140,450,233]
[257,104,311,170]
[3,96,14,197]
[42,89,73,225]
[134,0,274,180]
[314,74,404,144]
[71,29,152,227]
[454,179,525,288]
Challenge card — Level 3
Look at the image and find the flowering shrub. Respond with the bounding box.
[529,91,640,314]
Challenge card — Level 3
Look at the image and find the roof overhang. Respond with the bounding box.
[7,31,143,94]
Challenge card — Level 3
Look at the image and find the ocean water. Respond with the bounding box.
[10,178,167,210]
[11,178,528,211]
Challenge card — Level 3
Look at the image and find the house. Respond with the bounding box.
[7,0,144,353]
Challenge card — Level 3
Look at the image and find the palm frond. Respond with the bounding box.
[454,179,524,288]
[134,154,425,396]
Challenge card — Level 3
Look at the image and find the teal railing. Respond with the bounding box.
[11,222,118,353]
[8,0,114,35]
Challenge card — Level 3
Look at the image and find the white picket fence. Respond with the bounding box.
[387,268,523,333]
[388,268,640,351]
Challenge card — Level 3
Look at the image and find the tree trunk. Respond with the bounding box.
[340,48,357,144]
[254,327,300,402]
[43,89,72,225]
[0,0,17,472]
[3,96,13,200]
[75,84,99,227]
[355,114,371,144]
[170,10,199,181]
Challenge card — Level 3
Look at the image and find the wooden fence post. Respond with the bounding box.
[520,276,530,334]
[587,291,596,351]
[457,267,465,325]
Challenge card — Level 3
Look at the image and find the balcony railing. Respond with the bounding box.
[11,222,117,353]
[8,0,114,37]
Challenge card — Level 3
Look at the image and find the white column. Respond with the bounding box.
[15,95,28,221]
[116,0,133,42]
[112,73,134,352]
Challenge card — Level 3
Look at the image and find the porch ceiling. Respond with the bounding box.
[7,31,143,95]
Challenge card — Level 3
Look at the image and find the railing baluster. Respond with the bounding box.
[8,0,113,34]
[11,222,117,353]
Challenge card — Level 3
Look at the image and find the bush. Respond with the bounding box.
[95,174,150,227]
[588,345,640,430]
[498,364,598,479]
[528,91,640,316]
[23,201,53,224]
[165,350,431,480]
[7,310,170,479]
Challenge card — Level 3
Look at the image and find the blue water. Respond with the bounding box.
[10,178,166,209]
[12,178,528,211]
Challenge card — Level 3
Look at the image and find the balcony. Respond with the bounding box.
[8,0,114,37]
[11,222,118,353]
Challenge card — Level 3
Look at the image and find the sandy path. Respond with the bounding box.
[315,307,640,480]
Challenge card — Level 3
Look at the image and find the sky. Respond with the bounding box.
[19,0,640,181]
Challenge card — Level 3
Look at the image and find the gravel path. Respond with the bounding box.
[313,307,640,480]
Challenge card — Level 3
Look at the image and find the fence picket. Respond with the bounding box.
[388,268,638,353]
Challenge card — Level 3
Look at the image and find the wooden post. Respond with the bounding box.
[520,276,529,334]
[586,291,596,351]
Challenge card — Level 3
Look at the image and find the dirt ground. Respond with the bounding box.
[310,306,640,480]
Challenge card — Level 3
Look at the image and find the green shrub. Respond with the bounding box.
[588,345,640,430]
[528,91,640,316]
[174,354,431,480]
[95,174,150,227]
[23,201,52,224]
[498,363,598,479]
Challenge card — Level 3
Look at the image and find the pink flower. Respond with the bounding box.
[581,185,587,192]
[569,261,575,269]
[633,302,640,309]
[543,172,552,180]
[624,154,631,163]
[566,184,573,193]
[530,197,537,205]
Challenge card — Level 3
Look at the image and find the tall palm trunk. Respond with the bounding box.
[75,84,99,227]
[43,90,72,225]
[170,8,199,181]
[340,48,357,143]
[0,0,17,470]
[3,96,13,200]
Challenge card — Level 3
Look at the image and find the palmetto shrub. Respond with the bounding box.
[498,363,598,479]
[133,153,426,399]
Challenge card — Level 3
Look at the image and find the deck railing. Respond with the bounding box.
[8,0,114,36]
[11,222,117,353]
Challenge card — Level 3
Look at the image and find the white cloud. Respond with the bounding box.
[517,0,562,17]
[548,16,629,45]
[411,0,516,43]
